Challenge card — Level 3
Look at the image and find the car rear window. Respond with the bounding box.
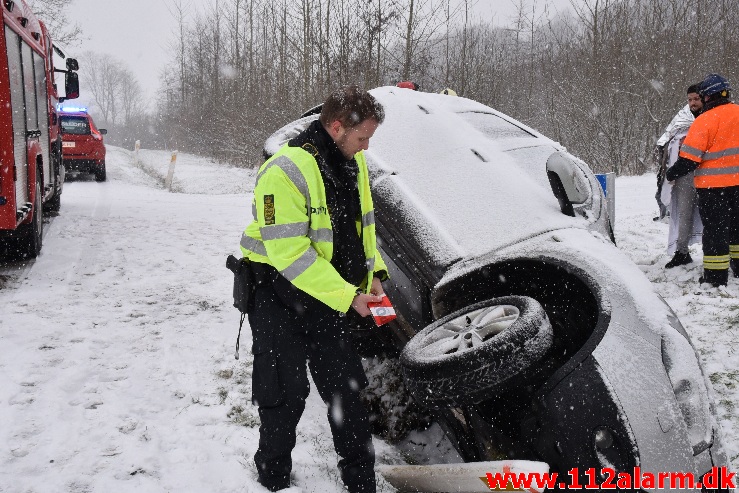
[458,111,535,139]
[61,116,91,135]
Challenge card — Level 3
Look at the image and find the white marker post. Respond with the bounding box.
[165,151,178,191]
[134,140,140,165]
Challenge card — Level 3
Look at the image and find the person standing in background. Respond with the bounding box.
[664,84,704,268]
[654,87,701,221]
[667,74,739,286]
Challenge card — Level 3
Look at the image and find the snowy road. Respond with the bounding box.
[0,146,261,492]
[0,147,419,492]
[0,146,736,492]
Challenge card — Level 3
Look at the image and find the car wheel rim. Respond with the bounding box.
[418,305,520,357]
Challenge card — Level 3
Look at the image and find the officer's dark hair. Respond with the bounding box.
[687,83,701,95]
[319,85,385,129]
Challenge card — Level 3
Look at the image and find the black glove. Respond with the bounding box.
[666,156,700,181]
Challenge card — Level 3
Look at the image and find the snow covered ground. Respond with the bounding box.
[0,146,736,492]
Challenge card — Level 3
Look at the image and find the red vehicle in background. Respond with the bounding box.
[0,0,80,258]
[60,108,107,182]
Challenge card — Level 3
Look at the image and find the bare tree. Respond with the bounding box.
[118,69,145,125]
[152,0,739,173]
[397,0,446,81]
[27,0,83,46]
[166,0,191,107]
[82,51,120,124]
[81,51,146,128]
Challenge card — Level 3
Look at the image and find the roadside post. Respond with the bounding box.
[595,172,616,227]
[165,151,178,191]
[134,140,140,165]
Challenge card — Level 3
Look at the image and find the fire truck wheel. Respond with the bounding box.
[46,188,61,212]
[15,179,44,258]
[45,144,63,212]
[399,296,552,409]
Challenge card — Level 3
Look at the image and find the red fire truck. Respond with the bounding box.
[0,0,79,259]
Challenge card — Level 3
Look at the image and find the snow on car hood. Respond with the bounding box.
[365,87,592,263]
[264,87,599,266]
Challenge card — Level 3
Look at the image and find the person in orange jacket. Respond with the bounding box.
[666,74,739,287]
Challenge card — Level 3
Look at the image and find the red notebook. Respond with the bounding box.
[367,295,396,326]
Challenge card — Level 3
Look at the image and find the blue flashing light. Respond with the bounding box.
[58,106,87,113]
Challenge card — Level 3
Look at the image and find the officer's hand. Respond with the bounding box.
[370,276,385,297]
[351,292,383,317]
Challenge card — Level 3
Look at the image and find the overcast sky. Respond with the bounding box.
[66,0,175,111]
[66,0,574,112]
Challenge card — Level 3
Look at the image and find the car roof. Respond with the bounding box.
[365,86,592,262]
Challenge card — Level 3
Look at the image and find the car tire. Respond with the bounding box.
[400,296,553,409]
[95,161,106,182]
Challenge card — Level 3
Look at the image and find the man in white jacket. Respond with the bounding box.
[660,84,704,268]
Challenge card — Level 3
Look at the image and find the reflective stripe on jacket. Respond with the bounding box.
[240,143,387,313]
[679,103,739,188]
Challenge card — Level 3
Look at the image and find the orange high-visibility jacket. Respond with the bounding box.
[679,102,739,188]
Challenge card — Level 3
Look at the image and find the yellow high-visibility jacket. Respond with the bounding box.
[240,143,387,313]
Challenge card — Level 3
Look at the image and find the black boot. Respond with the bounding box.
[699,269,728,287]
[731,259,739,278]
[665,251,692,269]
[257,476,291,492]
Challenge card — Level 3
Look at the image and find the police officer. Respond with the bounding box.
[239,86,388,492]
[667,74,739,287]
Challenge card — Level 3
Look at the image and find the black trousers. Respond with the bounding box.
[696,185,739,284]
[248,280,375,493]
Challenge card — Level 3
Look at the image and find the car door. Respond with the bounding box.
[367,159,458,341]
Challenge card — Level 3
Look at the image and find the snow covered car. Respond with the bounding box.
[60,108,108,182]
[264,87,730,489]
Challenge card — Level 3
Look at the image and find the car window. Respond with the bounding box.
[506,146,598,221]
[505,145,558,191]
[61,116,91,135]
[457,111,535,139]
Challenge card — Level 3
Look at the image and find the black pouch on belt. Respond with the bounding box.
[226,254,254,314]
[226,254,255,360]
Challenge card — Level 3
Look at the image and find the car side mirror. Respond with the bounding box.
[66,58,79,71]
[64,71,79,100]
[546,153,589,216]
[99,129,107,135]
